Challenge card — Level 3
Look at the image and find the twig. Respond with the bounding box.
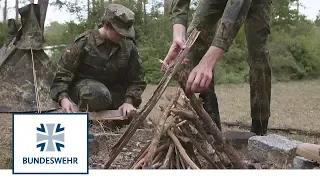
[175,101,230,168]
[167,129,199,169]
[175,147,181,169]
[129,141,151,168]
[160,143,174,169]
[104,29,200,169]
[131,143,169,169]
[144,89,181,168]
[151,162,163,169]
[181,125,221,169]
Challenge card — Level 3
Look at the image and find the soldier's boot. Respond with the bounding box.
[296,143,320,164]
[250,119,268,136]
[199,92,222,131]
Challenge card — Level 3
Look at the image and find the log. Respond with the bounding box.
[104,29,200,169]
[144,90,181,168]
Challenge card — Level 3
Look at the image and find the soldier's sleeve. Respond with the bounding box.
[50,37,86,104]
[124,46,147,108]
[168,0,191,28]
[211,0,252,52]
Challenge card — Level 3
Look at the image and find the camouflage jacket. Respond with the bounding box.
[168,0,254,52]
[50,29,147,108]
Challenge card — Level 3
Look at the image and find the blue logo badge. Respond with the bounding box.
[36,123,65,152]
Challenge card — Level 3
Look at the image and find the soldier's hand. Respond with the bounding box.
[162,24,187,72]
[60,98,77,113]
[185,46,224,94]
[119,103,137,118]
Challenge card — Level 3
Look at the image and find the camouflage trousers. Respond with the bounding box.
[70,79,114,112]
[187,0,272,121]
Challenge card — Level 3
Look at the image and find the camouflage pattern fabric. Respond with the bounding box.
[69,79,113,112]
[101,4,135,39]
[5,19,21,46]
[0,4,58,112]
[169,0,272,121]
[50,29,146,111]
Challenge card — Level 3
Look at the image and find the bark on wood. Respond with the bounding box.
[160,143,174,169]
[131,143,169,169]
[167,129,199,169]
[144,90,180,168]
[180,126,221,169]
[104,29,200,169]
[176,72,247,169]
[174,147,180,169]
[177,95,234,167]
[129,141,151,168]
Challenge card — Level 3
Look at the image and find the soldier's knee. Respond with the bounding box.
[78,85,112,111]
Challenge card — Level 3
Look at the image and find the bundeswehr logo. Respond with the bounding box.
[36,123,65,152]
[12,113,89,174]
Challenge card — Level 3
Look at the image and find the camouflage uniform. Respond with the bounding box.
[50,4,147,112]
[168,0,272,135]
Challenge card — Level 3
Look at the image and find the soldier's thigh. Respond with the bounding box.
[245,0,272,51]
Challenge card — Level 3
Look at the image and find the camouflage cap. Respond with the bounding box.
[102,4,135,39]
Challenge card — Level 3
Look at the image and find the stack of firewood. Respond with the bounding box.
[130,89,233,169]
[103,29,247,169]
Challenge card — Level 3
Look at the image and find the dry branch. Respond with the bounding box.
[175,71,247,169]
[160,143,174,169]
[144,90,181,168]
[167,129,199,169]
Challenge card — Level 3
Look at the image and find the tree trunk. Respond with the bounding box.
[30,0,34,3]
[4,0,7,22]
[38,0,49,31]
[15,0,19,20]
[87,0,90,19]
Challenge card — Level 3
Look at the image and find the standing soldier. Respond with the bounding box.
[50,4,147,120]
[163,0,272,135]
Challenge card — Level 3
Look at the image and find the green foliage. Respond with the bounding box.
[3,0,318,85]
[0,23,8,46]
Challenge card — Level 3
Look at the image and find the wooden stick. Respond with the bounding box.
[129,142,151,168]
[174,102,229,167]
[178,152,186,169]
[175,147,181,169]
[104,29,200,169]
[151,162,163,169]
[132,157,145,169]
[167,129,199,169]
[184,141,202,169]
[144,90,181,168]
[152,151,165,164]
[160,143,174,169]
[181,125,221,169]
[176,73,247,169]
[130,143,169,169]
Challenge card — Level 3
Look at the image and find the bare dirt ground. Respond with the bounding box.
[1,79,319,169]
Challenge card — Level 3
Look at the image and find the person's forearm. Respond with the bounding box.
[212,0,252,52]
[168,0,191,28]
[173,24,186,39]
